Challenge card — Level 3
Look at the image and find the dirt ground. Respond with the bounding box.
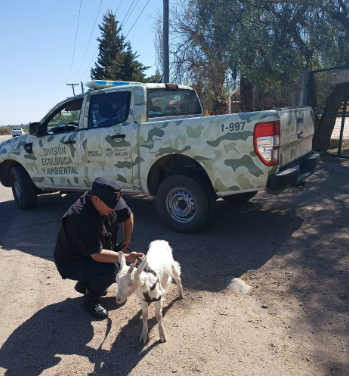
[0,147,348,375]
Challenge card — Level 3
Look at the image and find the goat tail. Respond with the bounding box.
[172,261,182,277]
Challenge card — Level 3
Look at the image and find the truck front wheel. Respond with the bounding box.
[10,166,38,210]
[156,174,215,233]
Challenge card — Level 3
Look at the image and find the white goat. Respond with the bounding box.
[115,240,183,343]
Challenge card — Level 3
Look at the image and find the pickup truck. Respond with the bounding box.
[0,81,319,233]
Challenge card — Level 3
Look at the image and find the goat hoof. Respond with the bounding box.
[140,334,148,344]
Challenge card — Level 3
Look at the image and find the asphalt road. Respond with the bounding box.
[0,135,11,143]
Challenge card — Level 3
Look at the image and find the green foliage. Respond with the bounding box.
[144,70,162,83]
[0,127,11,135]
[0,125,29,135]
[91,10,150,82]
[171,0,349,112]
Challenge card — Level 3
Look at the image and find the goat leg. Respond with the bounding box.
[155,299,167,342]
[139,300,149,344]
[172,264,184,300]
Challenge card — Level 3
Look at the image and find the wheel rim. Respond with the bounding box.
[166,187,197,222]
[13,176,22,202]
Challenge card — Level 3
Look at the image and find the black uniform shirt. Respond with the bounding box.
[63,203,131,258]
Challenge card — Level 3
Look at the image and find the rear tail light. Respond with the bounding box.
[254,121,280,166]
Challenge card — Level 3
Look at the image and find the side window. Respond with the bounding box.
[147,89,202,118]
[88,91,131,129]
[46,99,83,134]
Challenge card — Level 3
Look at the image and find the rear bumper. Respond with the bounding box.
[266,151,320,195]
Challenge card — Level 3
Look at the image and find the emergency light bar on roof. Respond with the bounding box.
[85,80,142,90]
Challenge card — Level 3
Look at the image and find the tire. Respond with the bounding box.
[156,174,215,233]
[10,166,38,210]
[222,191,258,203]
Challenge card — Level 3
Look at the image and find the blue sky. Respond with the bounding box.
[0,0,167,125]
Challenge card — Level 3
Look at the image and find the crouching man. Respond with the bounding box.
[53,177,144,320]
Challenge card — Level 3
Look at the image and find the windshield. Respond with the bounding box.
[147,89,202,118]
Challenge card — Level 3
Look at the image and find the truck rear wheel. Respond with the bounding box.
[156,174,215,233]
[222,191,258,203]
[10,166,37,210]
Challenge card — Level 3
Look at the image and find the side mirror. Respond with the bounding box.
[28,122,41,136]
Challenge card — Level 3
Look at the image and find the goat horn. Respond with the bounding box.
[119,251,126,270]
[128,259,138,274]
[135,256,147,277]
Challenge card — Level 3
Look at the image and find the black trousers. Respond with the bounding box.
[55,257,119,296]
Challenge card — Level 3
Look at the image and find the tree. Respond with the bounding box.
[169,0,349,150]
[170,0,240,114]
[256,0,349,150]
[91,10,151,82]
[170,0,316,112]
[91,10,124,80]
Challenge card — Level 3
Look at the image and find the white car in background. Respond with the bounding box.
[12,128,25,137]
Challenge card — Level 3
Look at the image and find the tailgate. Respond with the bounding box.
[278,107,314,167]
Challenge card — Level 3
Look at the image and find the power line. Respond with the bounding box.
[82,49,99,82]
[116,0,123,14]
[123,0,140,27]
[125,0,150,38]
[82,0,150,82]
[81,0,124,82]
[75,0,104,81]
[81,1,128,82]
[67,0,83,81]
[120,0,136,27]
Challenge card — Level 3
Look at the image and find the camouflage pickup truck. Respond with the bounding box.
[0,81,319,233]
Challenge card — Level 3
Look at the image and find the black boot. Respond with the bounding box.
[83,291,108,320]
[75,281,107,296]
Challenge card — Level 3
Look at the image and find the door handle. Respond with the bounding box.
[111,134,126,139]
[63,139,76,145]
[297,130,303,139]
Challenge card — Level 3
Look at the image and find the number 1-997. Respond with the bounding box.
[220,122,246,132]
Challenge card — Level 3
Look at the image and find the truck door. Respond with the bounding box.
[32,97,85,189]
[80,90,134,189]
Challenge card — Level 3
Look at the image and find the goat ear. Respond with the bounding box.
[128,259,137,274]
[135,256,147,277]
[119,251,126,270]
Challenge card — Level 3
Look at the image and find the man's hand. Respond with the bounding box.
[126,251,145,262]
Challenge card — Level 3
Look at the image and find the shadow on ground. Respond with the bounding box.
[0,189,303,292]
[1,164,349,374]
[0,297,178,376]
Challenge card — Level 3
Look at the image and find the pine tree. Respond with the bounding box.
[91,10,150,82]
[91,10,125,80]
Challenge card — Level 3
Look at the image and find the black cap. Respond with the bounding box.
[91,177,127,210]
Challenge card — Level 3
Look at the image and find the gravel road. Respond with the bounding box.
[0,152,348,375]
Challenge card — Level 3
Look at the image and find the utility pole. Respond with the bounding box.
[163,0,169,83]
[81,81,85,94]
[66,83,79,96]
